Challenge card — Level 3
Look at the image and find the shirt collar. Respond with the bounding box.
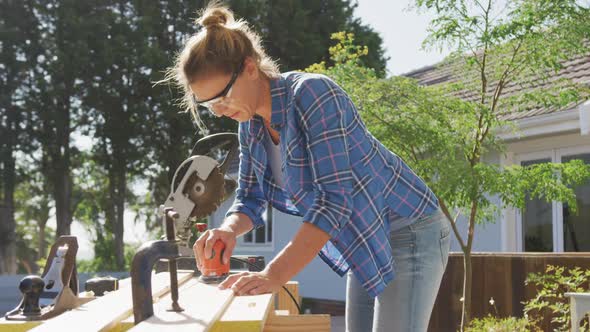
[270,75,288,130]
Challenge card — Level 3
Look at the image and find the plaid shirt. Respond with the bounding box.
[226,72,439,297]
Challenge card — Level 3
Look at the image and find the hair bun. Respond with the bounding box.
[199,7,233,29]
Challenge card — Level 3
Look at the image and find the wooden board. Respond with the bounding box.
[263,313,331,332]
[0,319,42,332]
[276,282,299,315]
[27,271,192,332]
[127,279,234,332]
[210,293,274,332]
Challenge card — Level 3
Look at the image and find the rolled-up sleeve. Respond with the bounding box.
[296,76,354,238]
[225,124,267,228]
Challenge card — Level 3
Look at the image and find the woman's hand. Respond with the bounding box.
[218,270,284,296]
[193,226,237,271]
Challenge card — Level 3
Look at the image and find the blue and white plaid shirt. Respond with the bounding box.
[226,72,439,297]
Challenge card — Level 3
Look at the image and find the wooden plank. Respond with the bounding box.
[0,319,42,332]
[127,279,234,332]
[28,271,192,332]
[0,275,134,332]
[262,313,331,332]
[210,293,274,332]
[276,281,299,315]
[110,314,134,332]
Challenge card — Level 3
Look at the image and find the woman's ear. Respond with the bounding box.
[243,57,259,81]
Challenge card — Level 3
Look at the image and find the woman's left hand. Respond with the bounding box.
[218,271,284,296]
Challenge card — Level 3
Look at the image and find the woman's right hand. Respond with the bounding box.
[193,226,237,271]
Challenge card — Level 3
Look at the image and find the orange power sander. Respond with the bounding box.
[194,223,230,284]
[200,240,230,283]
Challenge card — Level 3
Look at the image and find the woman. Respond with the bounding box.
[172,4,451,331]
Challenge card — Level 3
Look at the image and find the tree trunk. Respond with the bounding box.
[39,222,47,261]
[114,170,126,270]
[0,108,18,274]
[53,88,73,237]
[105,158,126,271]
[0,204,17,274]
[460,251,473,331]
[54,171,72,236]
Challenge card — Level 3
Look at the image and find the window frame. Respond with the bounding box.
[515,145,590,252]
[236,203,275,251]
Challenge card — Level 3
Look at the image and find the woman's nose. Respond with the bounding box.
[211,103,233,117]
[209,104,227,117]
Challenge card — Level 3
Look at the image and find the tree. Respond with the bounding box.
[0,0,40,274]
[26,0,99,238]
[308,26,590,330]
[229,0,388,76]
[14,163,55,273]
[73,151,137,271]
[3,0,389,272]
[81,0,154,270]
[411,0,590,328]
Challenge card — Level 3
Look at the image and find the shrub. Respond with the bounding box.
[523,265,590,332]
[465,315,530,332]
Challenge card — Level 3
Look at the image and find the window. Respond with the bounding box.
[517,148,590,252]
[242,203,273,245]
[562,153,590,252]
[521,158,553,252]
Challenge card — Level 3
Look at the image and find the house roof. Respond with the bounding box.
[402,53,590,121]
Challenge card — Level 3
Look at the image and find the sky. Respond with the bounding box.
[355,0,451,75]
[65,0,452,260]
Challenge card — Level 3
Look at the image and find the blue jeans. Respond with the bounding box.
[345,208,451,332]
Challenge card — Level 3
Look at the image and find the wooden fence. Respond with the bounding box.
[429,252,590,332]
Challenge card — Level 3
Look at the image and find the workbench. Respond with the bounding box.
[0,271,330,332]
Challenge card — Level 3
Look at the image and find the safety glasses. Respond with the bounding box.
[192,62,244,112]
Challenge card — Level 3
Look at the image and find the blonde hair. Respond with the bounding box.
[164,2,280,134]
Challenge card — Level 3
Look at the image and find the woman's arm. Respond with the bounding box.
[264,222,331,283]
[225,123,268,228]
[218,221,330,295]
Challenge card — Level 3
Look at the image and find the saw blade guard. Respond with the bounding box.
[161,133,239,245]
[165,155,220,223]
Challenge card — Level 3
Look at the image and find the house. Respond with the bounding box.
[209,54,590,302]
[405,54,590,254]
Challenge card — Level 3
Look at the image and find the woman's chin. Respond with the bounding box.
[231,111,255,123]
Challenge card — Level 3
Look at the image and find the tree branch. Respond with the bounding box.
[491,38,524,114]
[439,199,467,250]
[466,200,478,251]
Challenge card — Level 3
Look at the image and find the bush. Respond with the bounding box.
[77,243,138,273]
[465,315,530,332]
[523,265,590,332]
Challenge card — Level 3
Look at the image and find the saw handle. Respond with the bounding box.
[190,133,238,174]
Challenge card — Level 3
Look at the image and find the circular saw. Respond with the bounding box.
[160,133,239,246]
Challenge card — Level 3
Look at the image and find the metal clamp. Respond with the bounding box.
[131,208,184,324]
